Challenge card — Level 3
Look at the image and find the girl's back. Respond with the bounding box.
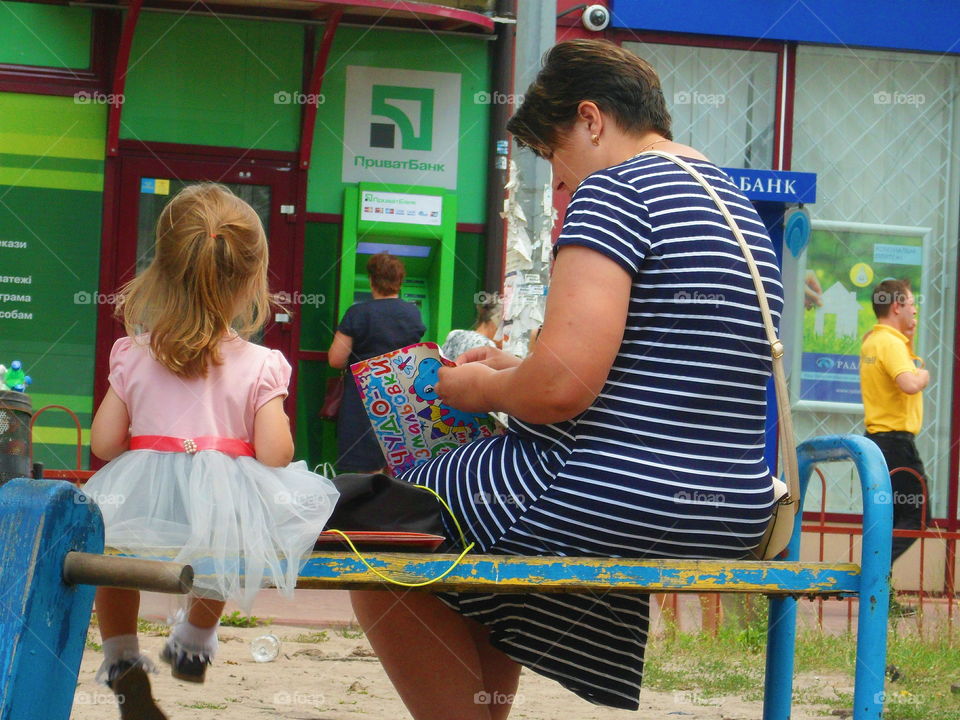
[84,183,338,720]
[110,334,288,442]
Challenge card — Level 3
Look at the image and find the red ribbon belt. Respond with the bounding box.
[129,435,255,458]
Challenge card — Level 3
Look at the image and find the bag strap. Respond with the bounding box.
[643,150,799,514]
[325,485,475,587]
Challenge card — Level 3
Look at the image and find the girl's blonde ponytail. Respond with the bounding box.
[117,183,273,378]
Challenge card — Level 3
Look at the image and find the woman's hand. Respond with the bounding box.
[435,363,498,413]
[455,345,521,370]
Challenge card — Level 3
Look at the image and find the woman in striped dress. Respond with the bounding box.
[350,39,783,719]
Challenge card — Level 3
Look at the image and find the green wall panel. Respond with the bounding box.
[307,26,491,223]
[0,93,105,470]
[299,222,341,352]
[0,185,101,471]
[451,231,486,332]
[294,360,338,470]
[295,222,341,469]
[0,93,106,191]
[120,14,303,151]
[0,2,92,68]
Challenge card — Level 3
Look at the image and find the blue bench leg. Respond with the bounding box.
[852,508,890,719]
[763,595,797,720]
[852,588,888,719]
[795,435,893,720]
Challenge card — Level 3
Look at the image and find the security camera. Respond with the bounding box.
[582,4,610,32]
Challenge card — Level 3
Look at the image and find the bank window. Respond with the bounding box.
[622,41,778,169]
[791,45,960,519]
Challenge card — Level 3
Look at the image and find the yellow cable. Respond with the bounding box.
[325,484,474,588]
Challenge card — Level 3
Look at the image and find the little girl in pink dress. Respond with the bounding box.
[82,183,338,720]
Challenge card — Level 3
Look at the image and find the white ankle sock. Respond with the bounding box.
[169,619,219,660]
[97,634,154,686]
[102,634,140,667]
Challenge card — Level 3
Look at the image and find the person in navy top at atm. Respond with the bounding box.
[327,252,425,473]
[349,39,784,718]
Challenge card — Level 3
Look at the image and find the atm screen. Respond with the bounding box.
[401,278,428,311]
[352,276,428,310]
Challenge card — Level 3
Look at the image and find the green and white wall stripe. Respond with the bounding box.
[0,92,105,470]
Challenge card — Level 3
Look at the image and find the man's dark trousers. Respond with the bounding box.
[865,431,929,563]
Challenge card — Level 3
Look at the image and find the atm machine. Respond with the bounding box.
[338,182,457,343]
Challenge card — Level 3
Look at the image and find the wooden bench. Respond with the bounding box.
[297,435,893,720]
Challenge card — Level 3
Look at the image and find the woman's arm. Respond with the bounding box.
[455,345,522,370]
[90,387,131,461]
[437,246,631,424]
[253,395,295,467]
[327,331,353,369]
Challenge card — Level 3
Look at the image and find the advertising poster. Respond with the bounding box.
[798,222,927,408]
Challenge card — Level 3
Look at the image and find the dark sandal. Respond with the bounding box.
[160,642,212,683]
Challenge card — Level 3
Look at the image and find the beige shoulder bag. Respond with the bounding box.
[644,150,800,560]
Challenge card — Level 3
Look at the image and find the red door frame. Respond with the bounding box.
[94,142,304,430]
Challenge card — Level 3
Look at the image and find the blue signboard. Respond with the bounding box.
[610,0,960,55]
[800,352,862,404]
[721,168,817,204]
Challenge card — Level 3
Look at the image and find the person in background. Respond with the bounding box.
[860,278,929,615]
[327,253,425,473]
[441,297,501,359]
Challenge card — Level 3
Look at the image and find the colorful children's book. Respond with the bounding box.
[350,342,502,475]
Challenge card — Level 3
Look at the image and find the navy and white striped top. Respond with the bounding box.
[402,153,784,709]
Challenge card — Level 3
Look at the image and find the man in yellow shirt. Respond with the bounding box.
[860,279,929,574]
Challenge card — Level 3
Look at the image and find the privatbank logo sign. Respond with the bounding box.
[343,66,460,189]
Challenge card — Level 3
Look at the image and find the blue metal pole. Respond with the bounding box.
[762,441,808,720]
[846,436,892,720]
[763,435,892,720]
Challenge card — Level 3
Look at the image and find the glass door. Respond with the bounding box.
[96,151,300,419]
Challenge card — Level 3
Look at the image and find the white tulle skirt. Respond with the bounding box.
[81,450,339,612]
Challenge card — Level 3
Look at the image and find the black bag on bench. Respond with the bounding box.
[322,473,459,552]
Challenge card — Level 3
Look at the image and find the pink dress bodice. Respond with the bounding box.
[108,335,291,443]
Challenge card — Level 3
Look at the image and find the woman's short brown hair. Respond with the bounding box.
[507,39,672,157]
[367,252,406,295]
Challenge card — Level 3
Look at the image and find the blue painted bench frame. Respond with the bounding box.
[298,435,892,720]
[0,435,890,720]
[767,434,891,720]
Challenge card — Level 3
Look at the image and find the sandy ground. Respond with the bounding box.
[71,622,845,720]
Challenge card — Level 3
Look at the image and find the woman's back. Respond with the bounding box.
[459,153,785,560]
[549,153,784,486]
[339,297,425,362]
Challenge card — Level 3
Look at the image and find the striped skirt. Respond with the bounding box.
[401,428,775,709]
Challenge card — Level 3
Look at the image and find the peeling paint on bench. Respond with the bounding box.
[295,554,862,595]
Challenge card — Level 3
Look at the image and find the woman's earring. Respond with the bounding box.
[591,134,600,146]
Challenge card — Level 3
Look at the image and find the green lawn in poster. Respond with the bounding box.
[799,224,925,405]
